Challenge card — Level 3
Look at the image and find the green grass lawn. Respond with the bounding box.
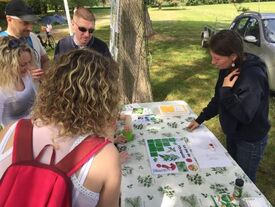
[148,2,275,205]
[2,3,274,204]
[45,3,274,204]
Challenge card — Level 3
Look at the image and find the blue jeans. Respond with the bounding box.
[226,135,268,183]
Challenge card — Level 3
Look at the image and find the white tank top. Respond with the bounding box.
[0,122,100,207]
[0,75,36,126]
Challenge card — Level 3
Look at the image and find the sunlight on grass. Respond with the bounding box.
[148,3,275,205]
[30,4,275,204]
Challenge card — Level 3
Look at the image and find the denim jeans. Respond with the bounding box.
[226,135,268,183]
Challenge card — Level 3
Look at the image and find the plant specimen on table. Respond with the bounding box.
[201,193,208,198]
[178,183,185,187]
[210,183,229,194]
[127,184,133,189]
[122,166,134,176]
[147,195,154,200]
[167,122,178,128]
[117,145,127,152]
[131,152,144,161]
[133,123,143,130]
[183,137,190,144]
[138,165,144,170]
[138,139,145,145]
[137,175,154,187]
[162,132,173,137]
[211,167,227,174]
[186,174,204,185]
[146,128,159,134]
[158,185,175,198]
[125,196,142,207]
[180,194,200,207]
[205,172,211,177]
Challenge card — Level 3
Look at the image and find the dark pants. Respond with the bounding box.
[226,135,268,183]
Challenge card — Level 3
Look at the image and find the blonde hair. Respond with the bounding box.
[0,36,34,90]
[73,7,95,23]
[32,49,120,138]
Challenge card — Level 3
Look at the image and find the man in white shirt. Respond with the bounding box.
[0,0,49,80]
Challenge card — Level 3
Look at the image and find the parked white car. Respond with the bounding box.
[230,11,275,93]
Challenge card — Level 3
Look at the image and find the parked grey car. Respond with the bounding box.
[230,11,275,93]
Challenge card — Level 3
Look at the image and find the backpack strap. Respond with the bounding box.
[12,119,34,163]
[56,136,110,176]
[12,119,110,176]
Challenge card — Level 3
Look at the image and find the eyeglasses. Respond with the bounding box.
[74,21,95,34]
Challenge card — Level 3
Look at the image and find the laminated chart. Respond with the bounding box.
[145,137,199,174]
[159,104,189,115]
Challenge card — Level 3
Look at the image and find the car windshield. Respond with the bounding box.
[263,19,275,43]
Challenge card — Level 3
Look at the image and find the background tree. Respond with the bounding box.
[115,0,153,103]
[25,0,102,14]
[68,0,101,8]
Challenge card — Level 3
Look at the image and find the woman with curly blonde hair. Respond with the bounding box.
[0,49,122,207]
[0,36,38,126]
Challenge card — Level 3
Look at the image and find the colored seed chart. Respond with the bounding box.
[145,137,199,174]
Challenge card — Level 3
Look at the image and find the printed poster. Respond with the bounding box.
[145,137,199,174]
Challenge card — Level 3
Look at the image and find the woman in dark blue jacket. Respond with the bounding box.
[188,30,270,183]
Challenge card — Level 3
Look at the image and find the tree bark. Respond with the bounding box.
[145,7,155,38]
[117,0,153,103]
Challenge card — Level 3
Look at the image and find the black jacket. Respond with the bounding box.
[196,53,270,142]
[54,35,111,61]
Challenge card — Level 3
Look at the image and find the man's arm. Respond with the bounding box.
[54,40,61,61]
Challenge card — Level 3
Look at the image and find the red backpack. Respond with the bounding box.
[0,119,110,207]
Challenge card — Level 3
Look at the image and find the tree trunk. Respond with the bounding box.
[158,3,162,9]
[54,3,58,13]
[42,2,48,14]
[117,0,153,103]
[145,7,155,38]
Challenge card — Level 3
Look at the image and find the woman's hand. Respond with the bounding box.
[223,69,240,88]
[187,120,200,131]
[119,151,130,164]
[30,68,44,80]
[114,134,127,144]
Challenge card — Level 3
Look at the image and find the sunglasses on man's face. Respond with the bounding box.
[74,22,95,34]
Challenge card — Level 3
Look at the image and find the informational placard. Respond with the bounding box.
[145,137,199,174]
[159,104,189,115]
[240,197,269,207]
[188,129,233,169]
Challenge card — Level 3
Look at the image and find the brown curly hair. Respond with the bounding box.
[32,49,120,138]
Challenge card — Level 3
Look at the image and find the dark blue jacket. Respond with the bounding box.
[196,53,270,142]
[54,35,111,60]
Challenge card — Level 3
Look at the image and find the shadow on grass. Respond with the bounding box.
[148,20,217,102]
[149,19,275,206]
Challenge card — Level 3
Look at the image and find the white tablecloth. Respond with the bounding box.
[118,101,271,207]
